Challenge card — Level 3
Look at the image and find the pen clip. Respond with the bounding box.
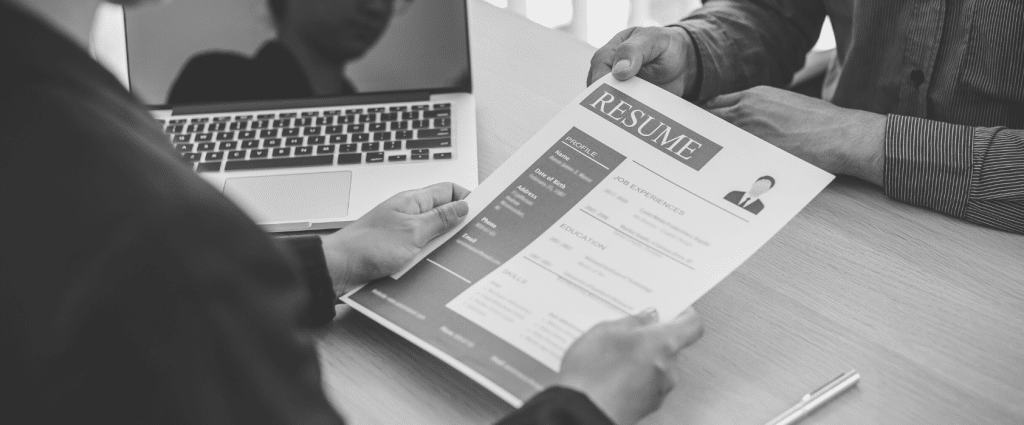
[809,370,854,398]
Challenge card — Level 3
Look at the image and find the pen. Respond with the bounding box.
[764,370,860,425]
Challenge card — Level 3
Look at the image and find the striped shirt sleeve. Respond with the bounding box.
[884,115,1024,234]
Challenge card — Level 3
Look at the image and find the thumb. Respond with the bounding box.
[418,200,469,242]
[648,307,704,353]
[611,40,646,81]
[604,307,660,332]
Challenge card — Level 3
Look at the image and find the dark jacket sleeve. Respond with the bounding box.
[277,235,340,327]
[495,387,614,425]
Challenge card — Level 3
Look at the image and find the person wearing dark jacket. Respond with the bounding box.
[0,1,704,424]
[589,0,1024,234]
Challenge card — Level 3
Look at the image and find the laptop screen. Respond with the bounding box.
[125,0,470,106]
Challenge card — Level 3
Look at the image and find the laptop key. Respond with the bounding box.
[213,116,232,122]
[406,138,451,149]
[165,125,184,133]
[197,162,221,173]
[367,107,385,113]
[359,114,376,123]
[282,128,300,137]
[208,123,227,132]
[197,142,216,151]
[225,154,333,171]
[330,135,349,144]
[369,123,387,132]
[345,108,362,115]
[256,114,274,120]
[263,138,282,148]
[278,112,297,118]
[238,130,256,139]
[176,144,194,152]
[324,110,341,116]
[389,106,407,112]
[216,132,235,141]
[381,113,398,121]
[301,111,319,117]
[295,117,312,126]
[205,152,224,161]
[338,153,362,164]
[186,124,204,133]
[391,121,409,130]
[411,105,429,111]
[316,116,334,125]
[219,141,238,150]
[285,137,303,146]
[423,110,450,119]
[295,146,314,156]
[260,129,278,138]
[411,149,429,155]
[235,115,254,121]
[273,119,290,128]
[196,133,213,142]
[388,155,407,162]
[325,125,344,134]
[174,134,192,142]
[412,120,429,129]
[316,145,335,154]
[250,120,270,129]
[168,119,187,125]
[373,132,392,141]
[366,152,385,163]
[183,152,202,162]
[411,154,429,161]
[228,150,246,160]
[402,111,420,120]
[272,147,291,157]
[338,115,356,124]
[307,136,326,145]
[352,133,370,142]
[434,118,451,128]
[383,141,402,150]
[229,121,247,131]
[190,117,209,123]
[241,140,260,149]
[433,152,453,160]
[433,103,451,109]
[417,128,451,138]
[338,144,358,152]
[361,142,380,152]
[250,149,269,158]
[395,130,414,139]
[304,127,321,135]
[347,124,365,133]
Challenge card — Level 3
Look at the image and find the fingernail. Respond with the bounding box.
[638,307,659,323]
[454,200,469,217]
[612,59,631,73]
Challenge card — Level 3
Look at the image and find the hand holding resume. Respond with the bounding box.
[343,75,834,406]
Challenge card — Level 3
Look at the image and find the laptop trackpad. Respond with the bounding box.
[223,172,352,223]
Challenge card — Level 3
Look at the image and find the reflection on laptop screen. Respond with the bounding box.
[125,0,470,106]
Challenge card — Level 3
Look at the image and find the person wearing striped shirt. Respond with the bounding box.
[588,0,1024,235]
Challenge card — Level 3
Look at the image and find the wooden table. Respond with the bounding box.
[317,2,1024,424]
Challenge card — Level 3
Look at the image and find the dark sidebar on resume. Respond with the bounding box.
[347,127,626,402]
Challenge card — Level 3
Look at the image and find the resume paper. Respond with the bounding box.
[342,76,834,406]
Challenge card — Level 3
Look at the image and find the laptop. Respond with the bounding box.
[110,0,477,232]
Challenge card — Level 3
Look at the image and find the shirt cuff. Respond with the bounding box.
[495,387,613,425]
[883,114,975,217]
[280,235,339,327]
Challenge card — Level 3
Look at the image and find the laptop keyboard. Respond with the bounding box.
[160,103,454,173]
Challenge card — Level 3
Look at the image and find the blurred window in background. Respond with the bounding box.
[480,0,834,51]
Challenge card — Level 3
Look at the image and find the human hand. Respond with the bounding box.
[558,308,704,425]
[588,26,700,98]
[703,86,887,185]
[320,183,470,294]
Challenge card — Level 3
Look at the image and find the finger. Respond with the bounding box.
[600,308,660,333]
[610,32,657,81]
[412,182,467,213]
[588,28,636,85]
[416,200,469,242]
[701,92,742,110]
[649,307,703,353]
